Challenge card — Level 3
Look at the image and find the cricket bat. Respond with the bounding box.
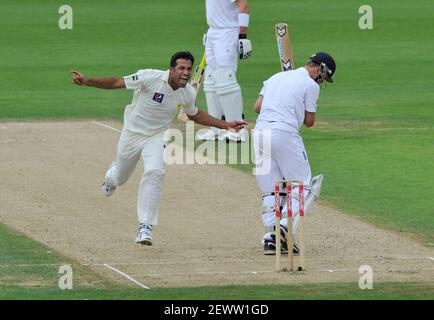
[177,52,206,122]
[275,23,296,71]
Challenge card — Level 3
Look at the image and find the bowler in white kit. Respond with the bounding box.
[71,51,246,246]
[253,52,336,255]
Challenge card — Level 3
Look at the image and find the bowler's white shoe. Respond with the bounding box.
[135,224,153,246]
[101,162,117,197]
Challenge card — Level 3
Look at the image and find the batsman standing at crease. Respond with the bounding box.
[71,51,246,246]
[197,0,252,143]
[253,52,336,255]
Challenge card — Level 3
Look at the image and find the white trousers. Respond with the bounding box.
[205,27,238,71]
[204,27,244,132]
[253,129,311,242]
[107,128,165,226]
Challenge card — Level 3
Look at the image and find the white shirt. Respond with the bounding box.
[255,67,320,133]
[123,69,198,136]
[206,0,239,29]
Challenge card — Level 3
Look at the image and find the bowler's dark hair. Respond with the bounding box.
[170,51,195,68]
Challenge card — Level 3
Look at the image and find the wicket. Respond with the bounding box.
[274,180,305,272]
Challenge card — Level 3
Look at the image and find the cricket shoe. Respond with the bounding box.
[263,238,288,255]
[135,224,153,246]
[292,241,300,255]
[101,162,117,197]
[196,129,220,141]
[225,128,246,143]
[270,225,300,256]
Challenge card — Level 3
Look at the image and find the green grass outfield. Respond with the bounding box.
[1,0,433,298]
[1,223,433,300]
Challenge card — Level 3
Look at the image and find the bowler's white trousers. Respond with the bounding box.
[106,128,166,226]
[253,129,311,242]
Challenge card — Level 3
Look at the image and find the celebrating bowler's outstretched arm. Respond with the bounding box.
[188,109,245,132]
[71,70,125,89]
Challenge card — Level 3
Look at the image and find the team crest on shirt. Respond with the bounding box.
[152,92,165,103]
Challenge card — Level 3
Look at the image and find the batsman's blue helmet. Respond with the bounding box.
[309,52,336,82]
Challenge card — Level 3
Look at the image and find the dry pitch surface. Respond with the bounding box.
[0,121,433,289]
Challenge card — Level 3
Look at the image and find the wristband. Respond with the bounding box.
[239,33,247,39]
[238,13,249,27]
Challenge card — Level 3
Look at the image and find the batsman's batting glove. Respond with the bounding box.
[238,34,252,60]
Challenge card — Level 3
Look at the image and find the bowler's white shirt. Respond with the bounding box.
[123,69,198,136]
[206,0,238,28]
[255,67,320,133]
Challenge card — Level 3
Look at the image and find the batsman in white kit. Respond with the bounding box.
[71,51,246,246]
[253,52,336,255]
[197,0,252,143]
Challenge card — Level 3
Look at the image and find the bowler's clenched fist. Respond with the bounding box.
[71,70,86,85]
